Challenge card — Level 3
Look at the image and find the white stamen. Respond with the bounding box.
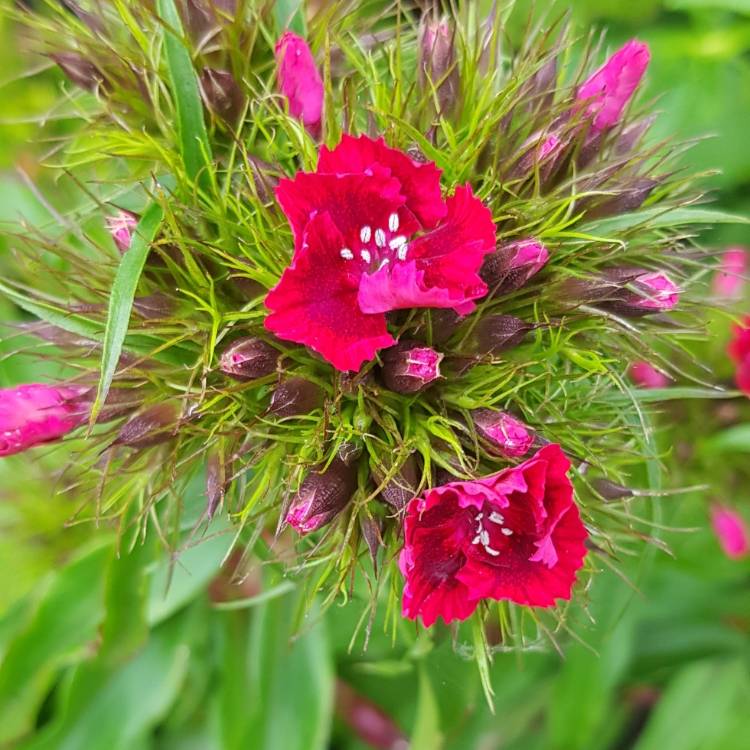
[476,513,484,520]
[360,249,372,263]
[484,545,501,556]
[375,228,386,248]
[388,212,399,231]
[397,244,408,261]
[360,225,372,243]
[480,529,490,546]
[488,512,505,525]
[472,534,481,545]
[377,258,390,271]
[389,235,407,250]
[340,248,354,260]
[501,528,513,536]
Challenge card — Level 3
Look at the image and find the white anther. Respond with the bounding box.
[360,225,372,243]
[377,258,390,270]
[476,513,484,520]
[488,512,505,525]
[375,228,386,248]
[397,244,408,261]
[389,235,407,250]
[388,213,399,232]
[484,545,501,556]
[340,248,354,260]
[472,534,481,545]
[360,249,372,263]
[480,529,490,546]
[501,528,513,536]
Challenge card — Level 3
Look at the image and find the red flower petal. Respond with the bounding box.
[318,134,447,228]
[358,185,496,315]
[276,171,410,253]
[264,213,395,371]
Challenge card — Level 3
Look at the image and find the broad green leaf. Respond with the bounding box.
[0,544,111,744]
[212,580,296,610]
[411,666,444,750]
[242,587,334,750]
[608,387,740,403]
[157,0,212,186]
[91,202,164,424]
[702,424,750,453]
[583,207,750,235]
[273,0,306,35]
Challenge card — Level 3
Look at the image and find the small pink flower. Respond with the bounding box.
[728,316,750,396]
[472,409,534,458]
[577,40,650,132]
[265,135,496,371]
[106,210,138,254]
[713,247,747,299]
[711,505,749,559]
[629,361,668,389]
[629,271,680,312]
[0,383,88,457]
[381,342,443,394]
[275,31,324,137]
[399,444,588,627]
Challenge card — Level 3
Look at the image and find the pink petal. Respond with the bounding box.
[629,361,669,389]
[318,134,446,228]
[713,247,747,299]
[711,506,749,559]
[275,31,324,136]
[264,213,395,371]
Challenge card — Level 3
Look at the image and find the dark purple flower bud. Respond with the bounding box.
[591,477,634,501]
[219,337,278,381]
[472,409,534,458]
[381,343,443,395]
[113,403,179,449]
[269,377,324,418]
[428,308,463,345]
[206,449,227,518]
[615,114,656,155]
[602,270,680,317]
[372,454,419,511]
[182,0,236,43]
[418,16,459,115]
[51,52,105,92]
[285,447,359,535]
[360,515,382,570]
[481,238,550,293]
[336,680,408,750]
[61,0,106,35]
[472,314,533,355]
[106,210,138,253]
[132,294,176,320]
[585,178,658,220]
[512,131,565,178]
[199,68,246,125]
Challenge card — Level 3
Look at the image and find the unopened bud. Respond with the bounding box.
[51,52,105,92]
[132,294,175,320]
[336,680,408,750]
[219,337,278,381]
[603,270,680,317]
[472,409,534,458]
[615,115,656,155]
[61,0,106,35]
[419,16,459,115]
[206,448,227,518]
[591,478,633,501]
[200,68,246,125]
[182,0,236,42]
[381,342,443,395]
[585,178,658,220]
[285,448,359,534]
[114,402,179,448]
[269,377,325,418]
[372,454,419,511]
[472,314,533,356]
[106,210,138,253]
[360,515,382,570]
[481,238,550,293]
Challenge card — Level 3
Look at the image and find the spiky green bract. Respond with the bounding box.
[3,0,723,692]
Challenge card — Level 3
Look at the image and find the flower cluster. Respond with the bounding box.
[3,1,703,645]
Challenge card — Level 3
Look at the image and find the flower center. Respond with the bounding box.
[338,212,411,269]
[470,510,513,557]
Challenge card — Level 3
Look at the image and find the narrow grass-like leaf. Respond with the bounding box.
[273,0,306,34]
[91,203,164,425]
[583,207,750,235]
[212,581,296,610]
[157,0,212,186]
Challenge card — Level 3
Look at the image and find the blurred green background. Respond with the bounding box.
[1,1,749,748]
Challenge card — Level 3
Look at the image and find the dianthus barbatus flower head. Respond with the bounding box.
[264,134,496,371]
[400,445,588,627]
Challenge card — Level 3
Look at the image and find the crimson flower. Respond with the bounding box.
[728,316,750,395]
[577,40,650,132]
[264,135,496,371]
[0,383,88,457]
[399,444,588,627]
[275,31,324,137]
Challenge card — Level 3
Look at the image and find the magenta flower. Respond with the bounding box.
[710,505,749,560]
[275,31,324,137]
[713,247,747,299]
[628,271,680,312]
[577,40,650,133]
[472,409,534,458]
[728,316,750,396]
[0,383,88,457]
[106,210,138,254]
[399,444,588,627]
[265,135,496,371]
[628,361,668,389]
